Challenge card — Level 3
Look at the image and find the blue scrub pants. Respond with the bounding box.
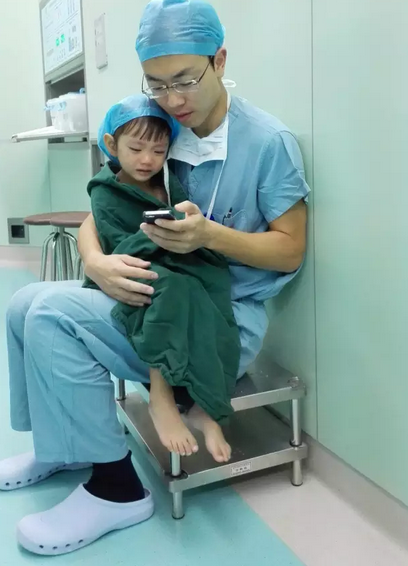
[6,281,268,464]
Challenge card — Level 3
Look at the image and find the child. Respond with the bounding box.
[85,95,241,463]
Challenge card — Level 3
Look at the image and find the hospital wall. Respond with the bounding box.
[48,145,91,213]
[0,0,50,248]
[2,0,408,509]
[312,0,408,506]
[219,0,408,508]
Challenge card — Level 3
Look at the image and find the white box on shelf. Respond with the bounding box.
[58,92,88,132]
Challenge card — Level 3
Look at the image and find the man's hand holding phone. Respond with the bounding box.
[140,201,212,254]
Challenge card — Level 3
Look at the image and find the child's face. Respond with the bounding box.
[106,132,169,183]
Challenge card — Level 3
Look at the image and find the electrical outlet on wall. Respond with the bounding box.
[8,218,29,245]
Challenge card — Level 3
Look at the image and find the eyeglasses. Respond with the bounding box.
[142,60,212,100]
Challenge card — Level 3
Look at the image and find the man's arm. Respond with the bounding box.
[77,213,103,265]
[141,131,309,271]
[206,200,307,272]
[78,213,158,306]
[141,200,307,273]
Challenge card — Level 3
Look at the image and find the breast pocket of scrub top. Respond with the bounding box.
[213,209,248,232]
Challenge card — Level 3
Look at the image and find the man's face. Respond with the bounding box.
[142,52,226,130]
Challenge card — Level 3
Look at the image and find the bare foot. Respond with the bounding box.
[187,404,231,463]
[149,370,199,457]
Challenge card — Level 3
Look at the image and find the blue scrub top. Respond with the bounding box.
[170,95,311,302]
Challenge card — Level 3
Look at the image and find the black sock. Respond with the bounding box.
[84,451,145,503]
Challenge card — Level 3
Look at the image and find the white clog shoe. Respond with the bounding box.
[17,485,154,555]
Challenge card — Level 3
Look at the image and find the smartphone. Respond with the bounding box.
[143,209,176,224]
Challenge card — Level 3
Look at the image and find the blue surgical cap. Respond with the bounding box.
[98,94,180,163]
[136,0,225,62]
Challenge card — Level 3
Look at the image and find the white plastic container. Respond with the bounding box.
[58,92,87,132]
[57,95,70,131]
[45,98,64,130]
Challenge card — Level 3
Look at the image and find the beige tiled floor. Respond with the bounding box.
[234,469,408,566]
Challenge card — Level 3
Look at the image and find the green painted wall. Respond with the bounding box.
[48,145,91,213]
[313,0,408,505]
[0,1,50,247]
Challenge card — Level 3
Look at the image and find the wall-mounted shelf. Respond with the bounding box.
[12,126,88,144]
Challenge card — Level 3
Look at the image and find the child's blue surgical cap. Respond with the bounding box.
[136,0,225,62]
[98,94,179,163]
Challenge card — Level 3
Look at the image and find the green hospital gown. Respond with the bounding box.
[83,163,240,422]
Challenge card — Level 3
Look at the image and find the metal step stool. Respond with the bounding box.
[116,360,308,519]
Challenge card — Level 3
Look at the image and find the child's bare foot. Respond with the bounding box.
[149,401,199,456]
[149,369,198,456]
[187,404,231,463]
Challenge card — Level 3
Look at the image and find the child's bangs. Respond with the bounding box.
[119,117,171,143]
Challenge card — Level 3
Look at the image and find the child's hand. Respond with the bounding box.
[140,201,212,254]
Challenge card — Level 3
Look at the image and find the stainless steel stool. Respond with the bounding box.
[23,213,57,281]
[24,212,89,281]
[50,212,89,281]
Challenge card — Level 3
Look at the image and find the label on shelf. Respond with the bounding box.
[230,461,252,477]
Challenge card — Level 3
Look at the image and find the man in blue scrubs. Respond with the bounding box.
[1,0,309,555]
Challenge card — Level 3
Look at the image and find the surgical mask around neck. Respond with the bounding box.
[168,93,231,167]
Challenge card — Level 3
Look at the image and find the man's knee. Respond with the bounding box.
[10,282,79,340]
[24,284,109,337]
[25,286,73,330]
[6,282,49,333]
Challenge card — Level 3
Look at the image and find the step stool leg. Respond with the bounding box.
[116,380,129,434]
[172,492,184,520]
[170,453,184,520]
[291,398,303,487]
[292,460,303,487]
[116,379,127,401]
